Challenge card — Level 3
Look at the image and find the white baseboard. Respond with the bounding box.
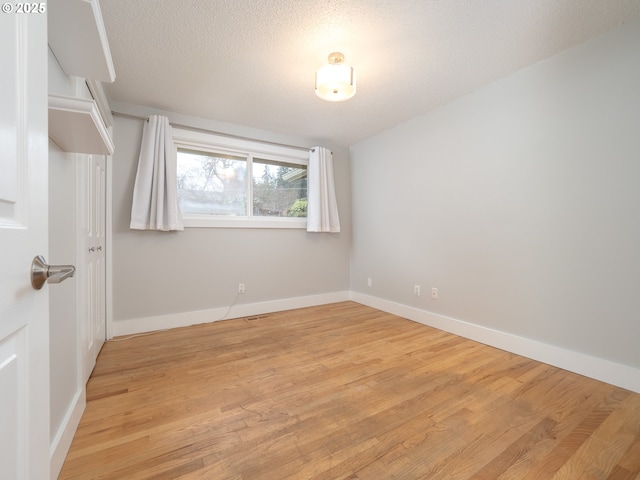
[112,291,351,337]
[50,386,86,480]
[350,292,640,394]
[110,289,639,393]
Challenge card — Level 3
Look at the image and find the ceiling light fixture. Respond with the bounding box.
[315,52,356,102]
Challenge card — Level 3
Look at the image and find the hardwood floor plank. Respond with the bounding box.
[549,395,640,480]
[617,432,640,472]
[58,302,640,479]
[469,417,558,479]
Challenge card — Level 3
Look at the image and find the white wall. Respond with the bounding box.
[48,139,78,440]
[110,105,352,332]
[47,48,83,475]
[350,20,640,377]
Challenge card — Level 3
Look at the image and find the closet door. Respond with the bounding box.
[80,154,106,383]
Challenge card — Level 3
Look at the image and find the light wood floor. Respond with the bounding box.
[59,302,640,479]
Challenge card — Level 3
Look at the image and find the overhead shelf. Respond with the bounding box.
[48,0,116,82]
[49,94,115,155]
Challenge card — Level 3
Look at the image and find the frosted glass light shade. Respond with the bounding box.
[315,53,356,102]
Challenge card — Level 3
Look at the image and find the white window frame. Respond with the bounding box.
[173,127,308,229]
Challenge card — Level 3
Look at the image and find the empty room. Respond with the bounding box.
[2,0,639,479]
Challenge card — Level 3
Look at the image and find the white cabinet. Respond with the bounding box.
[47,0,115,155]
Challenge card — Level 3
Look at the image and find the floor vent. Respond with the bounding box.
[246,315,268,321]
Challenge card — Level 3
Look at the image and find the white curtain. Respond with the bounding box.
[307,146,341,233]
[130,115,184,231]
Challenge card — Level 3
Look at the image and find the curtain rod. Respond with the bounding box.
[111,111,313,152]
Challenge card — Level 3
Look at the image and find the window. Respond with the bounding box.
[252,158,307,217]
[177,149,248,216]
[173,128,308,228]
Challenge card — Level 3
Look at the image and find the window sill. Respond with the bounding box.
[182,215,307,229]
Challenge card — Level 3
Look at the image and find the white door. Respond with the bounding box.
[80,154,106,383]
[0,10,50,480]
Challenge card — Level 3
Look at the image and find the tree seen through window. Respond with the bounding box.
[176,149,306,218]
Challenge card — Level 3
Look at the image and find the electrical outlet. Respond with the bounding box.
[367,277,373,287]
[414,285,421,296]
[238,283,245,294]
[431,287,438,299]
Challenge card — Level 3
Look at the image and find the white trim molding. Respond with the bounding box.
[350,292,640,394]
[110,290,639,393]
[182,215,306,229]
[49,387,86,480]
[85,79,113,128]
[112,291,351,337]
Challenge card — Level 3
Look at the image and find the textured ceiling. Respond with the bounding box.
[100,0,640,146]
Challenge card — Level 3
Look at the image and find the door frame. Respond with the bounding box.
[86,79,114,341]
[49,78,114,477]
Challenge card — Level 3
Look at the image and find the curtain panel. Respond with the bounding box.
[307,146,340,233]
[130,115,184,231]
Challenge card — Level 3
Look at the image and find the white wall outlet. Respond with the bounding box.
[367,277,373,287]
[431,287,438,299]
[238,283,245,294]
[414,285,421,296]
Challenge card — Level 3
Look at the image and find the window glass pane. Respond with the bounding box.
[252,158,307,217]
[177,149,247,216]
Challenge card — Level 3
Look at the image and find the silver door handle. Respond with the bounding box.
[31,255,76,290]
